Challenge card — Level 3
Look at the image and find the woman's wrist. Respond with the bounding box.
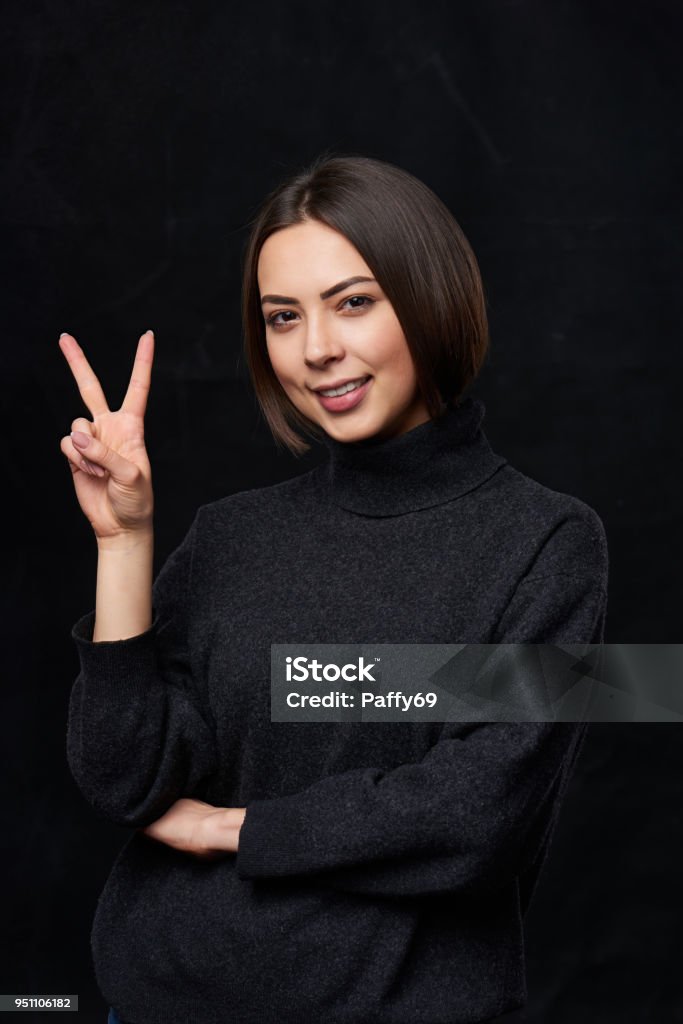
[93,530,154,642]
[96,526,154,554]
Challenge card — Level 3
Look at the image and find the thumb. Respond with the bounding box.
[70,430,140,486]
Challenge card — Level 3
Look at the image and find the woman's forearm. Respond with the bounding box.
[93,529,154,641]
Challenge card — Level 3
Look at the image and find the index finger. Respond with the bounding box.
[120,330,155,418]
[58,333,111,418]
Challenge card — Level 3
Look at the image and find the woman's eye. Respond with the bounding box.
[265,295,375,330]
[342,295,374,312]
[266,310,297,329]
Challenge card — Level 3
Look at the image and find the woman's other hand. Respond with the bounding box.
[58,330,155,542]
[139,798,247,860]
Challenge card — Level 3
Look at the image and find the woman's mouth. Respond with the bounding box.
[313,375,373,413]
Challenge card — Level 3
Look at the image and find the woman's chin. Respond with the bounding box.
[318,408,384,443]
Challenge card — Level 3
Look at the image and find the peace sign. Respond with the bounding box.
[59,330,156,541]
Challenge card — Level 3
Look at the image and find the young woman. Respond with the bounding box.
[62,153,608,1024]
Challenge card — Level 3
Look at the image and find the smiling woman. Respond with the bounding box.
[63,151,608,1024]
[242,152,490,452]
[259,221,436,442]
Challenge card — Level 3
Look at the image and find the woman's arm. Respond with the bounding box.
[60,332,219,829]
[66,508,219,829]
[144,509,607,894]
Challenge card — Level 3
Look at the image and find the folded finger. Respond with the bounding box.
[70,416,94,435]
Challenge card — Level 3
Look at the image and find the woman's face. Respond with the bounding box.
[258,219,431,443]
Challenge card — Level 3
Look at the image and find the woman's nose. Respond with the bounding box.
[302,323,345,365]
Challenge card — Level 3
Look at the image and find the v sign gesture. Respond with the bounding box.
[59,330,156,542]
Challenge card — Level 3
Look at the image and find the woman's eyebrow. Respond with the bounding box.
[260,276,377,306]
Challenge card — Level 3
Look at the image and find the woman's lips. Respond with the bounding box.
[314,377,373,413]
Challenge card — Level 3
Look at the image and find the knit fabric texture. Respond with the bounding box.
[66,395,608,1024]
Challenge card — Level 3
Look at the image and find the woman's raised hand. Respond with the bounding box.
[59,330,156,542]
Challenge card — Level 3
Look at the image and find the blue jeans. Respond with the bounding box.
[107,1010,134,1024]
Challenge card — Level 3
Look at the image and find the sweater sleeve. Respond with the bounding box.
[65,507,219,829]
[235,507,608,898]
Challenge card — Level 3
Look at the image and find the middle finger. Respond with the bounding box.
[120,330,155,420]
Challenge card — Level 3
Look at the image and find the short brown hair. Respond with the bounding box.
[241,150,490,456]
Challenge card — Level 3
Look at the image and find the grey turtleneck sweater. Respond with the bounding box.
[66,396,608,1024]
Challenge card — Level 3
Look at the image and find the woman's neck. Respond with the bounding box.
[315,395,508,517]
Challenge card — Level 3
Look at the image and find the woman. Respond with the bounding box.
[62,153,608,1024]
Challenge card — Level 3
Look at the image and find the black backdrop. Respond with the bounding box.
[2,2,681,1021]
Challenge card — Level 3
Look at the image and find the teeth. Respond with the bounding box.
[319,376,369,397]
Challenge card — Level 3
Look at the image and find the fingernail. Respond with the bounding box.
[60,332,69,338]
[71,430,91,448]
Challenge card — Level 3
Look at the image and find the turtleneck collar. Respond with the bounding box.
[314,395,508,517]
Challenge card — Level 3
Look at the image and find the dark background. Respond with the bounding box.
[2,2,681,1021]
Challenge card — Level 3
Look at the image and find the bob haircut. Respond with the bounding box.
[241,150,490,456]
